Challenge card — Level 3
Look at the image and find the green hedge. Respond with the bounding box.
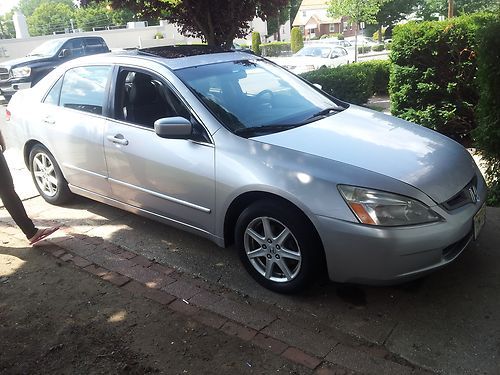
[300,60,390,105]
[389,14,494,146]
[260,42,291,57]
[251,32,261,56]
[291,27,304,53]
[474,19,500,205]
[371,44,385,52]
[357,45,371,54]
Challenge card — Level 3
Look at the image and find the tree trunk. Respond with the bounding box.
[448,0,454,18]
[378,24,382,43]
[354,24,358,62]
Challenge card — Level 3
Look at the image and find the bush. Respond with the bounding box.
[389,14,495,146]
[371,44,385,52]
[357,45,371,54]
[290,27,304,53]
[474,18,500,205]
[260,42,291,57]
[251,32,261,56]
[360,60,390,95]
[300,60,390,105]
[320,33,343,40]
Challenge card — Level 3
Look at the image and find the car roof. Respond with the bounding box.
[70,46,258,71]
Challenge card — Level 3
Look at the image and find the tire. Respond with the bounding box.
[235,200,321,293]
[29,144,73,205]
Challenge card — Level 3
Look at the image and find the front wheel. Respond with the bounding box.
[29,144,73,205]
[235,200,321,293]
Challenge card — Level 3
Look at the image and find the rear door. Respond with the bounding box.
[39,65,112,196]
[103,66,216,234]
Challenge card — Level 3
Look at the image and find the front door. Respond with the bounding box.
[104,67,216,234]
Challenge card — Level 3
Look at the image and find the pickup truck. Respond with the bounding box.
[0,36,109,101]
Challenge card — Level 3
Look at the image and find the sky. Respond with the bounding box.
[0,0,19,16]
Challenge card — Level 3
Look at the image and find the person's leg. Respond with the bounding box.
[0,152,37,239]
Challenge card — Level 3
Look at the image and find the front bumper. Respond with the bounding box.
[0,78,32,96]
[316,184,486,285]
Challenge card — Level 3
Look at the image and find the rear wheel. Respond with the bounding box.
[29,144,73,205]
[235,200,321,293]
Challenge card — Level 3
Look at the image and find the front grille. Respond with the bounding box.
[442,176,478,211]
[0,67,9,81]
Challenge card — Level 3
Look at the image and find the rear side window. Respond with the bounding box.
[84,38,108,54]
[59,66,111,115]
[44,77,63,105]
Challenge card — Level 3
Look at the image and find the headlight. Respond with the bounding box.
[12,66,31,78]
[338,185,442,226]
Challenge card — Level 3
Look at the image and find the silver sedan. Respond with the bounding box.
[6,48,486,293]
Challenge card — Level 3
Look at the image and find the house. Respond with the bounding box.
[292,0,358,39]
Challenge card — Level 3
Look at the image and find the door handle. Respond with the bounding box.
[42,117,55,125]
[106,134,129,146]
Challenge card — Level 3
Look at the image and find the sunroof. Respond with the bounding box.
[139,45,233,58]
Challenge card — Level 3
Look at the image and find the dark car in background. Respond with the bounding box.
[0,36,109,100]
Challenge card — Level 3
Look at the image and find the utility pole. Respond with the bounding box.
[448,0,454,18]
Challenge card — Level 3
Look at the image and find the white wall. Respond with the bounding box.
[0,22,201,62]
[0,16,275,62]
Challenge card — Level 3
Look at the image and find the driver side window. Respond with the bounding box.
[114,69,190,128]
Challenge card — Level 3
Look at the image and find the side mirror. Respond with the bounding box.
[154,117,192,139]
[59,49,72,58]
[331,54,339,59]
[313,83,322,90]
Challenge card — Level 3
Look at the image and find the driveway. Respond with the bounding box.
[1,102,499,374]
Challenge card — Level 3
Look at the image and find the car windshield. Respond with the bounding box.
[175,59,345,137]
[294,46,332,58]
[27,39,65,57]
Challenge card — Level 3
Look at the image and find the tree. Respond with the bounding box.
[328,0,387,62]
[27,2,75,36]
[290,26,303,53]
[86,0,289,47]
[416,0,499,20]
[19,0,74,18]
[0,11,16,39]
[374,0,420,42]
[75,2,134,31]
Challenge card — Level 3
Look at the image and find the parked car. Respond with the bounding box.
[0,36,109,101]
[6,47,486,293]
[270,44,351,74]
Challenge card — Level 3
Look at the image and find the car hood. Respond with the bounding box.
[0,55,52,68]
[254,105,476,204]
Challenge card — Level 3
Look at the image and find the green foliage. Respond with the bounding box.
[320,33,343,40]
[357,45,371,54]
[260,42,290,57]
[362,60,390,94]
[0,11,16,39]
[371,44,385,52]
[417,0,500,20]
[27,1,75,36]
[252,31,261,55]
[389,14,494,146]
[75,2,134,31]
[474,19,500,205]
[328,0,386,25]
[300,60,390,104]
[372,28,385,41]
[90,0,289,47]
[19,0,74,18]
[290,27,303,53]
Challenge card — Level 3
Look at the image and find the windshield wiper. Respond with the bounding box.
[305,107,343,122]
[234,124,301,137]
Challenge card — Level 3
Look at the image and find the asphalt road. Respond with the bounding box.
[1,102,499,374]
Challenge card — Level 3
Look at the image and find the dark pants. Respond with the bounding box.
[0,152,37,239]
